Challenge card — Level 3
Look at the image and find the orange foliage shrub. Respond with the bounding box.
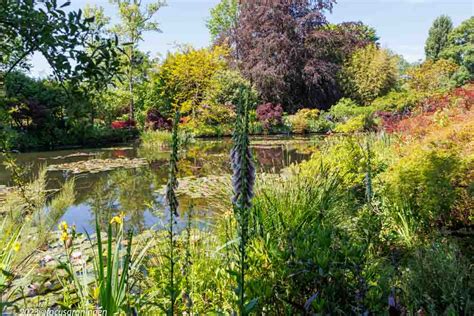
[382,83,473,139]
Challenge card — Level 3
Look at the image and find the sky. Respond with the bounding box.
[30,0,474,77]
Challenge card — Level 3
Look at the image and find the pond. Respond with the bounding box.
[0,135,319,233]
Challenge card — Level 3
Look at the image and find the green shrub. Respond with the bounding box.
[406,59,459,93]
[205,69,259,108]
[185,120,233,137]
[190,103,236,135]
[140,130,194,155]
[300,135,393,198]
[248,110,264,135]
[371,90,427,112]
[328,98,378,132]
[334,114,377,133]
[381,148,463,225]
[329,98,374,120]
[449,65,472,87]
[247,165,392,314]
[286,108,320,133]
[399,240,473,314]
[307,114,335,133]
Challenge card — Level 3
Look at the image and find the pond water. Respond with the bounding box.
[0,136,319,233]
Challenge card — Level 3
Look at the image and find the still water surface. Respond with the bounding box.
[0,136,318,233]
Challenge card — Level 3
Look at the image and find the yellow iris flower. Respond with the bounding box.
[110,212,125,225]
[60,231,69,242]
[58,221,68,232]
[92,287,100,300]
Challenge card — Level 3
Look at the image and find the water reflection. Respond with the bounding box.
[1,136,319,233]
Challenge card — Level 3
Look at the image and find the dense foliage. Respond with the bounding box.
[256,103,283,131]
[425,15,453,60]
[339,44,398,104]
[0,0,120,86]
[231,0,377,111]
[0,1,473,314]
[440,16,474,80]
[406,58,459,93]
[206,0,239,43]
[2,2,473,150]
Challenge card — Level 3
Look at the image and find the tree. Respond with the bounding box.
[0,0,120,88]
[232,0,376,111]
[206,0,239,43]
[0,72,86,149]
[233,0,335,111]
[0,0,122,149]
[84,4,111,37]
[204,69,258,108]
[304,21,378,105]
[192,69,257,134]
[440,17,474,78]
[148,46,229,118]
[339,44,398,104]
[425,15,453,61]
[110,0,166,121]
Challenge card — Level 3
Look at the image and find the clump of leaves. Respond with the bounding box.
[286,108,321,134]
[339,44,398,104]
[256,102,283,131]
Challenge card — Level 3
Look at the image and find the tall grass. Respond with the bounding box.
[182,202,194,314]
[0,152,75,312]
[0,219,21,311]
[140,129,194,151]
[140,130,174,151]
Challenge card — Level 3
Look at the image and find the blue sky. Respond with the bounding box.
[30,0,473,77]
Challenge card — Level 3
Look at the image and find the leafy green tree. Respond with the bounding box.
[440,16,474,78]
[84,4,111,37]
[0,0,122,146]
[148,46,229,118]
[1,72,72,149]
[204,70,258,108]
[425,15,453,60]
[93,50,155,125]
[206,0,239,43]
[189,70,257,136]
[110,0,166,121]
[339,44,398,104]
[0,0,119,87]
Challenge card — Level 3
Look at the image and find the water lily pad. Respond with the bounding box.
[39,152,97,161]
[47,158,148,174]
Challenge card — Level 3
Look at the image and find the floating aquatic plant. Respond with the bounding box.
[47,158,147,174]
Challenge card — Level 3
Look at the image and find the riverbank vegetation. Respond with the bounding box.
[1,0,473,315]
[1,1,472,151]
[1,87,472,313]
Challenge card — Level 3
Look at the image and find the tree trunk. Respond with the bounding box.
[128,46,135,122]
